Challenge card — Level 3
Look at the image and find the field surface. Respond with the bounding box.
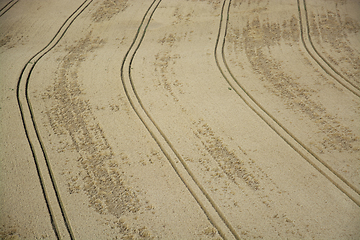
[0,0,359,239]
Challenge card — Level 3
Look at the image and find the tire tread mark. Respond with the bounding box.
[0,0,19,17]
[120,0,239,239]
[16,1,94,239]
[215,0,360,206]
[298,0,360,97]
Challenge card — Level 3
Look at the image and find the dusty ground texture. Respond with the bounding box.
[0,0,359,239]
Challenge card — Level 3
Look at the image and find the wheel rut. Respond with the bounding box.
[11,0,360,238]
[16,1,94,239]
[0,0,19,17]
[297,0,360,97]
[215,0,360,206]
[120,0,239,239]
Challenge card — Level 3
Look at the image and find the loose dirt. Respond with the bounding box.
[1,0,359,239]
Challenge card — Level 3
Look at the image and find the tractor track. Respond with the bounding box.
[120,0,239,239]
[0,0,19,17]
[215,0,360,207]
[11,0,359,238]
[16,0,93,239]
[297,0,360,97]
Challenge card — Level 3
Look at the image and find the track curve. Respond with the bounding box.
[5,0,358,238]
[297,0,360,97]
[120,0,239,239]
[215,0,360,206]
[16,1,93,239]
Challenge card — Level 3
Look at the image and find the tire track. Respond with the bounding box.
[297,0,360,97]
[0,0,19,17]
[16,1,93,239]
[215,0,360,206]
[120,0,239,239]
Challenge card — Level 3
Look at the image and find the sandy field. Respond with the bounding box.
[0,0,359,239]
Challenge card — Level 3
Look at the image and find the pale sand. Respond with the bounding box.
[0,0,359,239]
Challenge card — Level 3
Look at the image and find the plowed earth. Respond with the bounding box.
[0,0,359,239]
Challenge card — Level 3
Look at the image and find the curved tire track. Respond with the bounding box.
[16,1,93,239]
[215,0,360,206]
[0,0,19,17]
[297,0,360,97]
[120,0,239,239]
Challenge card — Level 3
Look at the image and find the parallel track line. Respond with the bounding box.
[298,0,360,97]
[0,0,19,17]
[16,1,93,239]
[215,0,360,207]
[120,0,239,239]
